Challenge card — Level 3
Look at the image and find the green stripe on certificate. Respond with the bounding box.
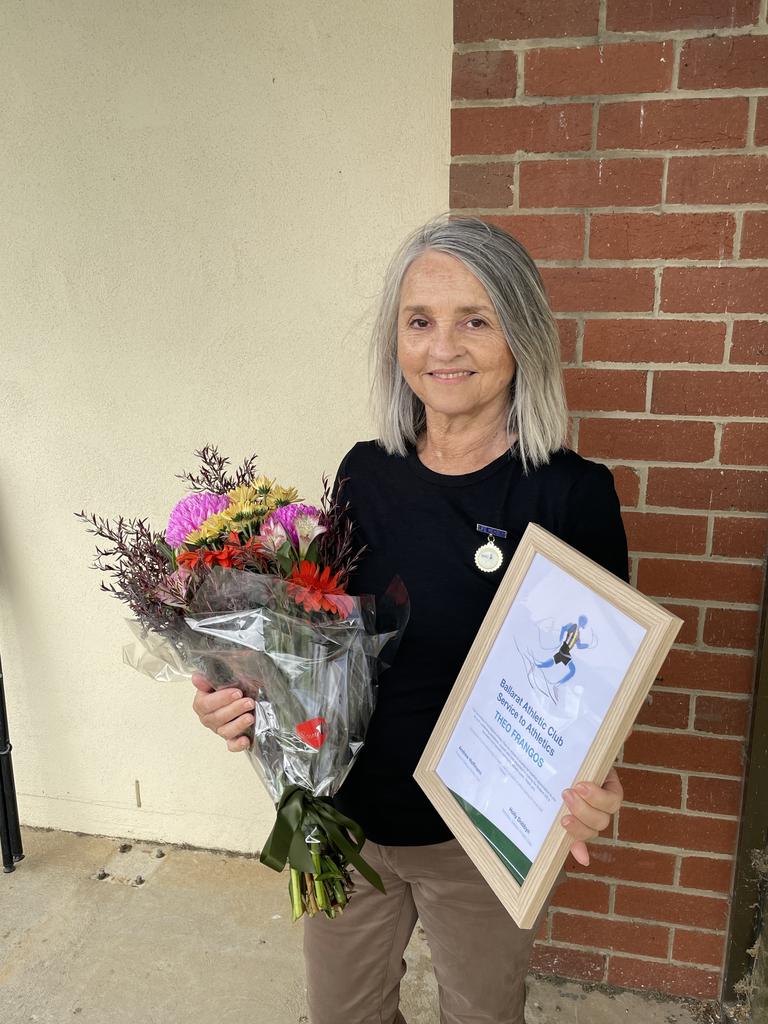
[448,789,533,884]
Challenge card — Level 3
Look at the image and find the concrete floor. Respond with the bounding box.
[1,827,716,1024]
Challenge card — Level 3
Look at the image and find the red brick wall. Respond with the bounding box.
[452,0,768,1003]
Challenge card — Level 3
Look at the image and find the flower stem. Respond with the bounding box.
[289,867,304,922]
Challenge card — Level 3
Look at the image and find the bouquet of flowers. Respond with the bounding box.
[77,446,408,920]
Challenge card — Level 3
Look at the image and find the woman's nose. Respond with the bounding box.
[428,324,464,359]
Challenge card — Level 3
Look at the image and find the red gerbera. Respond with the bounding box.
[177,532,264,571]
[286,560,355,618]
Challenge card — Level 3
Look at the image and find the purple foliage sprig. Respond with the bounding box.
[176,445,260,495]
[75,511,184,633]
[316,475,366,589]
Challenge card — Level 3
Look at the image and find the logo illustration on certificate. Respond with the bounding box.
[515,613,599,704]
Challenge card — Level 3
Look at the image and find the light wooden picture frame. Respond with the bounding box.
[414,522,682,929]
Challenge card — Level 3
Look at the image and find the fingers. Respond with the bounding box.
[216,710,255,740]
[203,696,256,734]
[191,672,215,694]
[561,767,625,862]
[226,734,252,753]
[565,774,626,815]
[193,685,246,720]
[568,840,590,867]
[562,787,612,834]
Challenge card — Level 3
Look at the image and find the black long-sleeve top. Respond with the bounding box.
[332,440,629,846]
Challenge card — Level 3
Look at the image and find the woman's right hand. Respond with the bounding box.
[191,672,255,752]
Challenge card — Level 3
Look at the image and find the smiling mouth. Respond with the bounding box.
[428,370,476,380]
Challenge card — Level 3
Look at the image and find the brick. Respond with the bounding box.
[637,556,764,602]
[741,212,768,259]
[656,648,756,695]
[598,99,747,152]
[730,322,768,365]
[612,464,641,506]
[721,423,768,467]
[711,516,768,558]
[667,155,768,205]
[687,775,743,816]
[484,214,585,260]
[617,806,739,854]
[579,420,715,465]
[651,370,768,416]
[646,467,768,515]
[564,368,647,410]
[546,269,655,313]
[529,944,606,981]
[662,268,768,314]
[673,930,726,968]
[694,695,751,737]
[621,510,708,555]
[679,34,768,91]
[520,158,663,208]
[663,604,699,645]
[607,0,759,31]
[452,104,592,157]
[704,608,761,651]
[679,855,734,893]
[635,691,690,730]
[525,42,673,97]
[571,842,677,884]
[552,911,669,957]
[757,97,768,146]
[623,730,743,775]
[618,765,683,808]
[583,319,726,364]
[608,956,719,1000]
[615,884,729,930]
[452,50,518,101]
[551,875,611,913]
[454,0,599,42]
[557,319,578,362]
[590,212,734,260]
[450,162,515,209]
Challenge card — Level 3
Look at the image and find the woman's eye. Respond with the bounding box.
[468,318,487,328]
[409,318,429,328]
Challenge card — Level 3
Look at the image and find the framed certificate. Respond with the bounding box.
[414,523,682,929]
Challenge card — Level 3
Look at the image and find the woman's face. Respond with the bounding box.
[397,250,516,425]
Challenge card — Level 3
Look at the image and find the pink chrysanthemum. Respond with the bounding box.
[165,492,231,548]
[262,503,322,547]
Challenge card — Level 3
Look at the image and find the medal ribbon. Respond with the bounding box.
[476,523,508,539]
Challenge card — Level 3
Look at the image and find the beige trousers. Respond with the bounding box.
[303,838,562,1024]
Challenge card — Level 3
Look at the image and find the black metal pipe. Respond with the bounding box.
[0,650,23,872]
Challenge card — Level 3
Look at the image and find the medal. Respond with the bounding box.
[474,524,507,574]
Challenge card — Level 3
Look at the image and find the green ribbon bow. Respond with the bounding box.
[260,784,385,894]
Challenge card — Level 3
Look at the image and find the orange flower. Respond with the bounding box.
[286,560,354,618]
[177,532,263,571]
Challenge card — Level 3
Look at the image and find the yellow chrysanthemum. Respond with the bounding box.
[270,484,300,507]
[227,484,260,505]
[252,474,275,497]
[222,500,263,525]
[186,511,233,544]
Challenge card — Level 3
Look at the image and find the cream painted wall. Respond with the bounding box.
[0,2,450,852]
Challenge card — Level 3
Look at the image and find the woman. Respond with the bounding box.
[192,216,627,1024]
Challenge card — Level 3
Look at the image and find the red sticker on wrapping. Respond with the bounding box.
[296,717,328,749]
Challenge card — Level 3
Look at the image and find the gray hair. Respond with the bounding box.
[370,214,568,472]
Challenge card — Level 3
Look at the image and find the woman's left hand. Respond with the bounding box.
[561,765,624,866]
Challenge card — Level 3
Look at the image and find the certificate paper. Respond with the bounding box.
[436,552,647,883]
[415,524,680,927]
